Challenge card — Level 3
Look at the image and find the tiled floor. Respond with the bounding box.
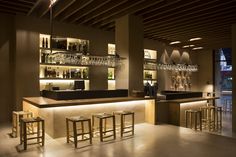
[1,123,236,157]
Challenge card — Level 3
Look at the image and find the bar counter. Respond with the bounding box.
[22,97,156,138]
[157,96,219,126]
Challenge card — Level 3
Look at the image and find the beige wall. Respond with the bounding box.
[0,14,15,123]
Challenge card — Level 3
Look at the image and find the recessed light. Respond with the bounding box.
[169,41,181,45]
[192,47,203,50]
[182,45,195,48]
[189,37,202,41]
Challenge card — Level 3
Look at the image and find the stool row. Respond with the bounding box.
[12,111,135,149]
[67,111,135,148]
[185,106,222,131]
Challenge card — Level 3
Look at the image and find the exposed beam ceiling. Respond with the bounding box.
[0,0,235,50]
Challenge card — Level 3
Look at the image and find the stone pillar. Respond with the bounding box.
[232,24,236,132]
[115,15,143,95]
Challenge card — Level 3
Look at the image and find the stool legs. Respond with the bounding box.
[185,110,202,131]
[73,121,77,148]
[66,118,92,148]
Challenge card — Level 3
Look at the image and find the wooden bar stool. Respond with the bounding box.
[66,116,92,148]
[12,111,33,138]
[185,110,202,131]
[20,117,45,150]
[216,106,223,130]
[92,113,116,142]
[200,106,216,131]
[113,111,135,137]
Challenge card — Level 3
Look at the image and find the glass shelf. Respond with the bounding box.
[40,78,89,80]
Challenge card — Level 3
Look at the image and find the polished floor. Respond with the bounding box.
[1,123,236,157]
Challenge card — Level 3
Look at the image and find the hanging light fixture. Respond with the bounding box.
[157,49,198,72]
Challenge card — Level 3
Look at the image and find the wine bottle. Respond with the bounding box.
[56,67,59,78]
[46,38,48,48]
[42,37,45,48]
[44,66,48,78]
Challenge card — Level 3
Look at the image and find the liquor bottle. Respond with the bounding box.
[62,70,65,78]
[77,69,81,79]
[45,54,48,63]
[44,66,48,78]
[83,68,88,79]
[41,51,45,63]
[46,38,48,48]
[56,67,59,78]
[42,37,45,48]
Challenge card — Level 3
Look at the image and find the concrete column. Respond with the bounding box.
[232,24,236,132]
[115,15,143,95]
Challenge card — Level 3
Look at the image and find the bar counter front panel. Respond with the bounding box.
[23,97,156,138]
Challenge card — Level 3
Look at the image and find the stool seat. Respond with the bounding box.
[113,111,134,115]
[21,117,43,123]
[93,113,113,118]
[67,116,90,121]
[13,111,32,115]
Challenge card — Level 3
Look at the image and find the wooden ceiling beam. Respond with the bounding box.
[144,9,236,33]
[93,0,163,27]
[27,0,42,15]
[144,1,236,29]
[135,0,182,16]
[143,0,219,25]
[70,0,112,23]
[144,15,236,35]
[143,0,203,23]
[0,0,33,8]
[76,0,128,25]
[0,3,29,12]
[147,20,234,38]
[86,0,145,26]
[56,0,93,22]
[53,0,76,18]
[144,7,236,32]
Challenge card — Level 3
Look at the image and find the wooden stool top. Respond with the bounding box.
[21,117,44,123]
[93,113,113,118]
[67,116,90,121]
[13,111,32,115]
[113,111,134,115]
[185,110,200,113]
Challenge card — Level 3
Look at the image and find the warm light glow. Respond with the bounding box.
[169,41,181,45]
[182,45,195,48]
[49,0,58,8]
[43,100,148,110]
[189,37,202,41]
[192,47,203,50]
[180,101,207,107]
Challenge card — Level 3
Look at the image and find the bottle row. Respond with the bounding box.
[40,36,89,55]
[42,37,49,48]
[42,66,89,79]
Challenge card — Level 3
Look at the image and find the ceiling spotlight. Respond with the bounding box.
[189,37,202,41]
[49,0,58,8]
[169,41,181,45]
[192,47,203,50]
[182,45,195,48]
